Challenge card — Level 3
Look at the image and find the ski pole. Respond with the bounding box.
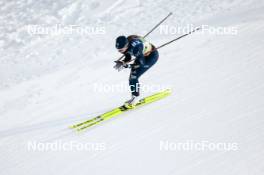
[143,12,173,38]
[155,27,201,50]
[116,12,173,62]
[125,27,201,64]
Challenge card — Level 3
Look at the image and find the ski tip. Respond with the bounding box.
[163,89,172,95]
[69,125,76,129]
[70,127,83,133]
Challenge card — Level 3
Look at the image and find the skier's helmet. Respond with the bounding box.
[115,36,128,49]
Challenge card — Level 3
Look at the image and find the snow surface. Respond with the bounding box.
[1,0,264,174]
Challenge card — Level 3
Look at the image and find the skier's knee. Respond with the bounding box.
[129,74,137,80]
[129,75,138,84]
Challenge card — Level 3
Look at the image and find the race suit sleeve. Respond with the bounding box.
[123,52,132,62]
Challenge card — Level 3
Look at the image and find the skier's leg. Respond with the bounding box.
[129,69,141,97]
[129,50,159,97]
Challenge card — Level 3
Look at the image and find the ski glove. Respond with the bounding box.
[114,61,140,71]
[114,61,129,71]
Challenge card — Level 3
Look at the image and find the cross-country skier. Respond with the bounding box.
[114,35,159,107]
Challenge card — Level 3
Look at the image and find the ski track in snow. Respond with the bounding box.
[1,0,264,175]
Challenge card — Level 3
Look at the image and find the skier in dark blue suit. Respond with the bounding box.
[114,35,159,106]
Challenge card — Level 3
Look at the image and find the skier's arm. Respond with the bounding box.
[123,53,132,62]
[114,53,132,71]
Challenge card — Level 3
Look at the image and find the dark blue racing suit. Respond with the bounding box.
[123,37,159,96]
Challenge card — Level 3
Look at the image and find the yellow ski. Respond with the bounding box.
[69,89,171,132]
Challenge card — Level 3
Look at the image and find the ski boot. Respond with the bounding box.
[124,95,140,109]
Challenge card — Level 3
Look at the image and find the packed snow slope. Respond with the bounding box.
[1,0,264,175]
